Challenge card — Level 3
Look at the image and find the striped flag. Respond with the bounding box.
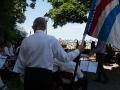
[84,0,120,49]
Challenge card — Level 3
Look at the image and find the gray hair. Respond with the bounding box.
[34,17,46,28]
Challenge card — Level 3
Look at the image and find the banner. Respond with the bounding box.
[84,0,120,49]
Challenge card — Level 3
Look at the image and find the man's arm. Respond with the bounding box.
[16,41,26,83]
[88,40,106,56]
[52,38,84,62]
[76,66,84,79]
[4,47,11,56]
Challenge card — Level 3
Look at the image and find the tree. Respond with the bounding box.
[0,0,26,42]
[4,25,27,43]
[47,0,91,28]
[0,0,91,42]
[0,0,35,42]
[47,0,120,28]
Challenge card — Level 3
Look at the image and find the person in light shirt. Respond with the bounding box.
[0,43,13,90]
[0,43,12,71]
[15,17,84,90]
[10,40,16,54]
[4,42,14,56]
[53,58,88,90]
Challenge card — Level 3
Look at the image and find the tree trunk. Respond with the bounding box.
[0,29,4,43]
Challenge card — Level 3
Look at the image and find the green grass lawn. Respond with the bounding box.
[0,73,23,90]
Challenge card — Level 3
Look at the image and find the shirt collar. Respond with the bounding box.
[35,30,45,34]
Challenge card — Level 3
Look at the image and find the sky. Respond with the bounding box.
[18,0,97,41]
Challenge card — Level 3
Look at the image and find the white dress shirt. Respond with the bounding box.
[53,59,83,83]
[4,47,14,56]
[15,30,80,83]
[10,44,15,54]
[15,46,20,55]
[0,53,7,68]
[53,58,63,72]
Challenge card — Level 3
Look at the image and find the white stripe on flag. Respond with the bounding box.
[107,13,120,49]
[92,0,119,37]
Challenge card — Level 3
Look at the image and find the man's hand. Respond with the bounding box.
[78,45,84,52]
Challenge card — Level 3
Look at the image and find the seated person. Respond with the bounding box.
[53,59,61,81]
[0,43,12,72]
[0,43,13,85]
[3,42,15,56]
[14,42,21,57]
[53,58,88,90]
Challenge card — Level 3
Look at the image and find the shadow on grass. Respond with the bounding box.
[0,73,23,90]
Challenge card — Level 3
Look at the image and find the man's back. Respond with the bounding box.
[20,30,55,70]
[15,17,84,90]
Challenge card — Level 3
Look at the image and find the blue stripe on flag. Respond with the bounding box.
[84,0,97,34]
[98,4,120,42]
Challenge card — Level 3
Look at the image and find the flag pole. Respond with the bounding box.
[81,34,86,45]
[72,34,86,85]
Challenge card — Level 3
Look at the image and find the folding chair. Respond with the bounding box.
[59,70,80,90]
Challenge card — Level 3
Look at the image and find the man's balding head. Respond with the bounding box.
[32,17,46,32]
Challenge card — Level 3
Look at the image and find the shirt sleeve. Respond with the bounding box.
[52,38,80,63]
[53,58,64,66]
[16,41,26,83]
[4,47,11,56]
[76,66,84,79]
[90,41,105,54]
[0,59,6,68]
[10,46,15,56]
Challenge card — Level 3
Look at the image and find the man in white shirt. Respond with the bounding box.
[15,17,84,90]
[4,42,14,56]
[0,43,12,71]
[53,59,88,90]
[10,40,15,54]
[0,43,13,85]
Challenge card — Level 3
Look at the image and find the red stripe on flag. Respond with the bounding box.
[88,0,113,36]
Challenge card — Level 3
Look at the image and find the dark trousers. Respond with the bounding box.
[74,77,88,90]
[53,71,60,81]
[96,53,109,80]
[24,67,53,90]
[1,68,12,84]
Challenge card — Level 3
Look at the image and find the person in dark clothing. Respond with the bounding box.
[91,41,95,51]
[88,40,109,84]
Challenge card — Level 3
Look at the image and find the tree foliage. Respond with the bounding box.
[0,0,26,29]
[0,0,35,42]
[4,25,27,43]
[47,0,91,28]
[1,0,120,42]
[47,0,120,28]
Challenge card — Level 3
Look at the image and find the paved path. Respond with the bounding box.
[87,63,120,90]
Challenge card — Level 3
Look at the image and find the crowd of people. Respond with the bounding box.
[0,40,21,87]
[0,17,120,90]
